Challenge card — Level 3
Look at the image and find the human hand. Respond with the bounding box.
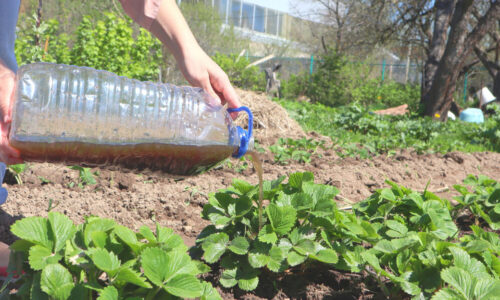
[177,46,241,119]
[0,61,22,165]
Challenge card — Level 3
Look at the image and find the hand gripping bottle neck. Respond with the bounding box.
[227,106,253,158]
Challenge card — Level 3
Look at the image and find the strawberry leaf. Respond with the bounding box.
[11,217,54,250]
[41,263,75,300]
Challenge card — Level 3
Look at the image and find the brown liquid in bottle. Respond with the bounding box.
[247,151,264,230]
[11,140,234,176]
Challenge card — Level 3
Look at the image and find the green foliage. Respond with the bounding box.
[280,52,420,109]
[277,100,500,156]
[453,175,500,230]
[212,53,265,92]
[7,164,27,185]
[280,72,310,99]
[15,13,162,81]
[351,79,420,111]
[195,172,500,298]
[307,50,347,106]
[195,172,339,291]
[15,16,71,65]
[432,247,500,300]
[69,166,97,188]
[6,213,220,299]
[269,137,325,165]
[70,13,162,81]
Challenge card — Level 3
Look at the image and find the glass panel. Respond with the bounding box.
[266,9,278,35]
[214,0,228,21]
[277,13,282,36]
[241,3,254,30]
[230,0,241,26]
[254,5,265,32]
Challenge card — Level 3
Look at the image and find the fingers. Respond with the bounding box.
[209,70,241,120]
[0,146,22,165]
[199,77,222,108]
[0,121,22,165]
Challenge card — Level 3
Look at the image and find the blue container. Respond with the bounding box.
[459,108,484,123]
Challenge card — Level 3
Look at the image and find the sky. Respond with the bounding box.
[248,0,322,21]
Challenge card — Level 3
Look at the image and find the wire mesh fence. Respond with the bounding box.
[248,55,422,85]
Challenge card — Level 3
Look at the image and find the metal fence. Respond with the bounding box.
[248,55,422,85]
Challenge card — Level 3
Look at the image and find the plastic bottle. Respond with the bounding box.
[9,63,253,175]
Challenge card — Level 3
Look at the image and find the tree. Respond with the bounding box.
[302,0,500,119]
[292,0,386,56]
[473,21,500,100]
[420,1,500,119]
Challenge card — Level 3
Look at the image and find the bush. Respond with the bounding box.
[307,50,347,106]
[15,17,71,65]
[351,79,420,111]
[212,52,265,92]
[280,53,420,110]
[15,13,163,81]
[280,72,310,99]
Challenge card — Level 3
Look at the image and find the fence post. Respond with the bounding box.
[382,58,386,82]
[310,55,314,75]
[381,59,386,82]
[463,72,468,104]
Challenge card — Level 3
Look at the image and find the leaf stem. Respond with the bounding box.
[364,267,391,299]
[145,287,161,300]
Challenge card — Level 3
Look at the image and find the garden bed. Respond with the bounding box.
[1,90,499,299]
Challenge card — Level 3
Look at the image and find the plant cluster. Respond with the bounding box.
[211,53,265,92]
[68,166,98,189]
[269,137,325,165]
[4,214,221,300]
[195,172,500,299]
[15,13,163,82]
[277,100,500,157]
[279,50,420,109]
[193,172,339,291]
[350,79,420,111]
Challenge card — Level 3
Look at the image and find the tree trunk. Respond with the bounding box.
[421,0,500,119]
[473,44,500,101]
[421,0,455,97]
[421,0,472,119]
[494,72,500,101]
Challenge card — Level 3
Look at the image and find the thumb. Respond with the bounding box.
[0,67,15,124]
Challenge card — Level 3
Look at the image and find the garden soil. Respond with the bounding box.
[1,89,499,299]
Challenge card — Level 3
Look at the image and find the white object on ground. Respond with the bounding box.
[477,87,496,107]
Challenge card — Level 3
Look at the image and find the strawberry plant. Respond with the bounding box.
[3,213,220,299]
[432,247,500,299]
[269,138,325,165]
[7,164,27,185]
[453,174,500,230]
[69,166,98,188]
[194,172,339,291]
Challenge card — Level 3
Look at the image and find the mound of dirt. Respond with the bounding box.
[234,89,306,145]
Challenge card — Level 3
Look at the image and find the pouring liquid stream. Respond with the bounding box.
[247,151,264,231]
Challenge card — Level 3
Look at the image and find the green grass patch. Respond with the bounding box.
[276,99,500,157]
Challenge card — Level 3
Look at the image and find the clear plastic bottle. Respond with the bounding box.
[9,63,253,175]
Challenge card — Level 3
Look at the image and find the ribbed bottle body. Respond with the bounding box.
[10,63,239,175]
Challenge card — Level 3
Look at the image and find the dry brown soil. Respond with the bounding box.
[1,90,499,299]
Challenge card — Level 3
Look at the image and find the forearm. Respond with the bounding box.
[119,0,199,61]
[148,0,200,62]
